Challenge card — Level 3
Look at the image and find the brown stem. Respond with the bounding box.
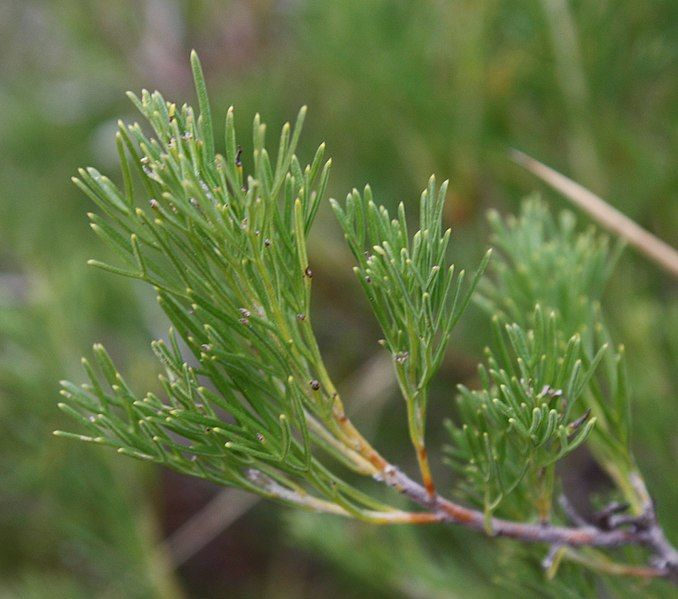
[331,399,389,471]
[415,442,436,498]
[378,462,678,583]
[323,406,678,583]
[562,547,668,580]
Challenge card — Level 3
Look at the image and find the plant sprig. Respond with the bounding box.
[332,179,490,495]
[55,53,678,585]
[445,305,602,526]
[60,53,403,521]
[477,200,636,511]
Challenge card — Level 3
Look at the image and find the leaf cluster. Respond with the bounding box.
[478,199,621,336]
[445,306,602,522]
[481,201,632,465]
[57,54,399,518]
[57,53,494,523]
[331,179,489,463]
[57,55,642,545]
[445,199,636,521]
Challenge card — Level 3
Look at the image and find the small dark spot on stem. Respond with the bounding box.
[395,351,409,364]
[568,408,592,436]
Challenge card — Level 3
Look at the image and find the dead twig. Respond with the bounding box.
[157,489,259,566]
[510,149,678,278]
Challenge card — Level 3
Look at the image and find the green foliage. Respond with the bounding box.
[57,52,500,521]
[479,200,622,332]
[477,201,637,507]
[331,179,489,485]
[445,305,602,522]
[58,56,378,514]
[443,201,627,520]
[3,3,676,596]
[53,52,675,594]
[443,199,643,526]
[332,179,487,382]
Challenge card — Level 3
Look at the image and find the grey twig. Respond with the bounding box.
[376,463,678,583]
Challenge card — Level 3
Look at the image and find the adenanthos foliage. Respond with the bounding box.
[445,305,603,526]
[476,202,636,509]
[479,201,622,331]
[56,51,485,522]
[56,53,678,585]
[59,53,391,519]
[443,202,633,527]
[332,179,490,495]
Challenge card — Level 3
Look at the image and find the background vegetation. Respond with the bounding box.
[1,1,675,597]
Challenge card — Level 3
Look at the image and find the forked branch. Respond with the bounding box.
[360,434,678,583]
[57,52,677,590]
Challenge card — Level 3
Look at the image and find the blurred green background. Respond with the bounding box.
[0,1,676,597]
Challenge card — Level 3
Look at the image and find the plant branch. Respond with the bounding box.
[338,411,678,583]
[381,460,677,582]
[559,547,667,580]
[58,56,676,590]
[246,469,439,525]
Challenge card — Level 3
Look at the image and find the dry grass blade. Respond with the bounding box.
[510,149,678,278]
[158,490,260,567]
